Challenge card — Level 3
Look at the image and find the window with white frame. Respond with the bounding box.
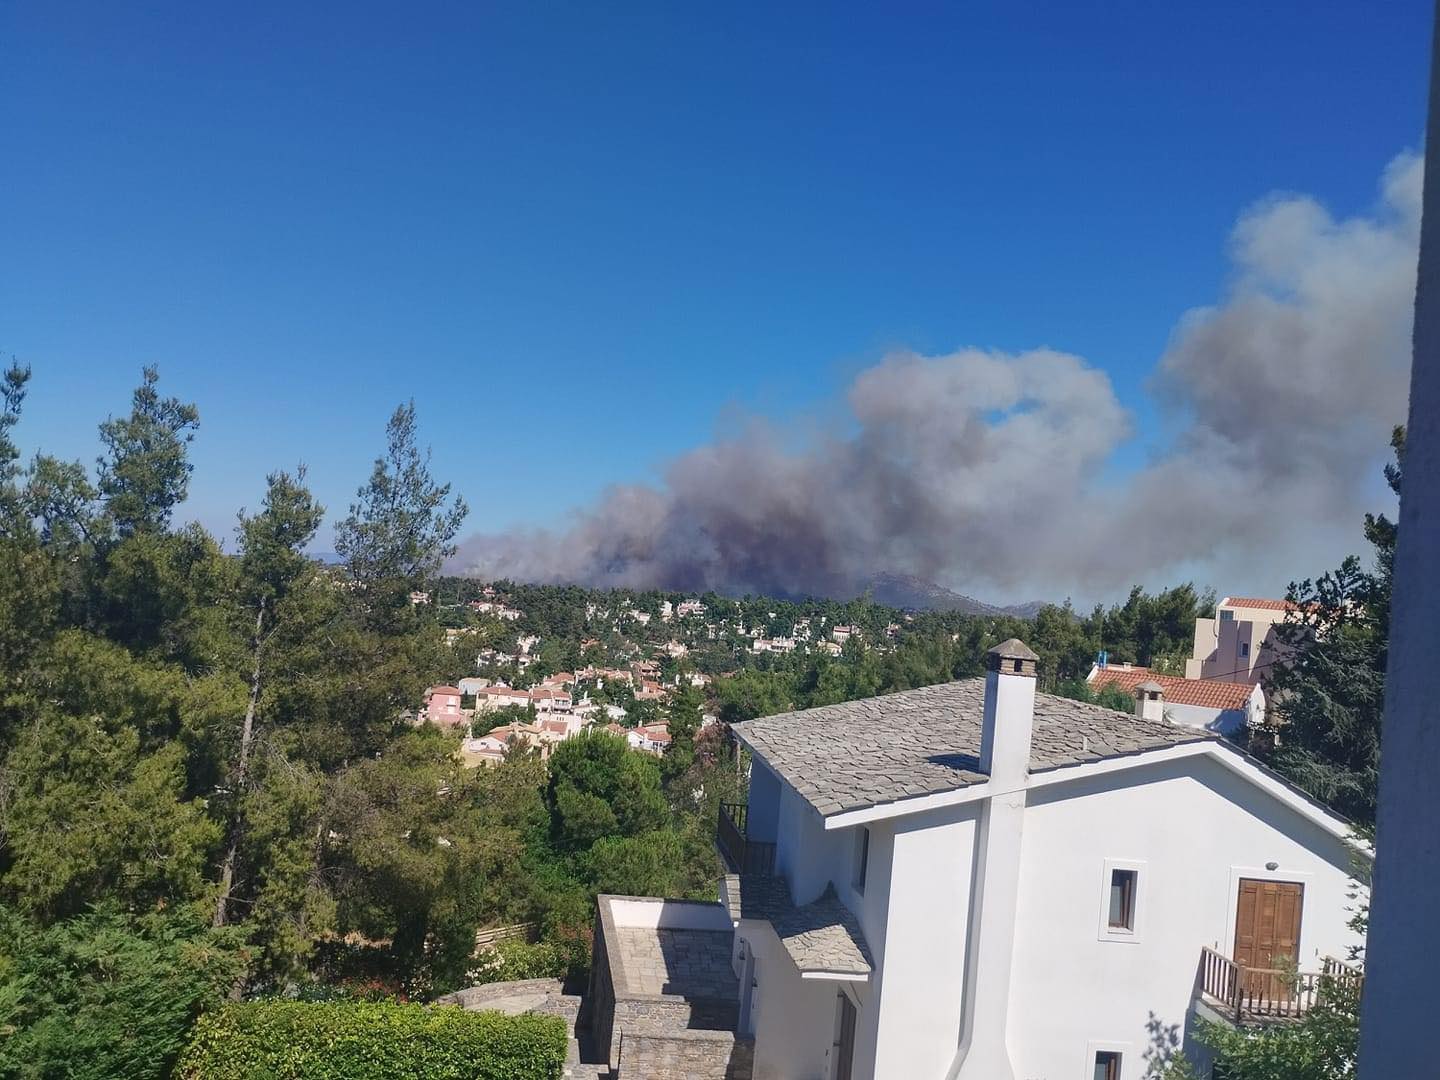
[1093,1049,1122,1080]
[1098,858,1145,942]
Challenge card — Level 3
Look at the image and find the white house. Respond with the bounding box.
[708,639,1366,1080]
[751,636,797,654]
[1086,664,1264,735]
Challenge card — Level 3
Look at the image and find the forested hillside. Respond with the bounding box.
[430,574,1211,722]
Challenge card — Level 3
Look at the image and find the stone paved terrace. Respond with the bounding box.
[591,895,752,1078]
[612,925,739,999]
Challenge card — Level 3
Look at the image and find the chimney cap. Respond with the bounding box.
[985,638,1039,676]
[1136,680,1164,694]
[986,638,1039,662]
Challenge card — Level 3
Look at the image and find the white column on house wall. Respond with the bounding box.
[950,639,1037,1080]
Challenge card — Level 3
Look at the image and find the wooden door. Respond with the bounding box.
[1234,879,1304,998]
[833,991,857,1080]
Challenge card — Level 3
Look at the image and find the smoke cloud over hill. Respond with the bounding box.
[453,153,1421,603]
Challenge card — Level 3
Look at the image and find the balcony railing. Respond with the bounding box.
[1197,946,1363,1024]
[717,802,776,876]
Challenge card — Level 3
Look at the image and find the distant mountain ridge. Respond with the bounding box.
[865,572,1048,618]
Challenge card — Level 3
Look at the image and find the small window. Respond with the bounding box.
[1108,869,1137,931]
[1093,1050,1122,1080]
[853,827,870,893]
[1240,642,1250,658]
[1220,609,1234,621]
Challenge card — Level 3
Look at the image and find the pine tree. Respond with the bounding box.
[334,401,468,621]
[96,366,200,539]
[1262,428,1403,827]
[214,470,325,929]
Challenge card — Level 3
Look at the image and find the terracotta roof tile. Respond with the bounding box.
[1089,668,1255,711]
[1223,597,1298,612]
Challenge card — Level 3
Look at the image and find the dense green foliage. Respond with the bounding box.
[0,362,753,1073]
[1198,978,1361,1080]
[176,1001,567,1080]
[0,904,246,1080]
[0,366,544,1070]
[467,938,586,986]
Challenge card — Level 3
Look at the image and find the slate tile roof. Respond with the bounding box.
[720,874,872,979]
[732,677,1214,818]
[1088,667,1256,711]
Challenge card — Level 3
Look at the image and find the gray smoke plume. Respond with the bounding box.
[453,153,1421,604]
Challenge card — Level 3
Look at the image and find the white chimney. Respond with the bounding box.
[1134,680,1165,723]
[980,638,1039,788]
[954,638,1038,1080]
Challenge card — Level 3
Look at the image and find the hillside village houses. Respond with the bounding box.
[431,653,682,765]
[586,640,1366,1080]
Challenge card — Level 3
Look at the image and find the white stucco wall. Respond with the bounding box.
[747,774,904,1079]
[1008,754,1364,1080]
[748,758,783,844]
[744,920,844,1080]
[868,803,979,1080]
[1163,700,1244,734]
[775,781,850,905]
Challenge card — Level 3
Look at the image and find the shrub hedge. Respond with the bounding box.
[466,937,587,986]
[176,1000,567,1080]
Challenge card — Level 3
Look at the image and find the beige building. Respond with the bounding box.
[1186,597,1298,685]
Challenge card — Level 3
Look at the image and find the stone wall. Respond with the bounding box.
[611,995,739,1035]
[533,992,583,1029]
[618,1030,755,1080]
[587,903,619,1068]
[433,978,565,1009]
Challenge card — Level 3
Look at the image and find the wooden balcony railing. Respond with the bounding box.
[1198,946,1364,1023]
[717,802,777,876]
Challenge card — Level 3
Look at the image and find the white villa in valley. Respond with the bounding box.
[588,639,1367,1080]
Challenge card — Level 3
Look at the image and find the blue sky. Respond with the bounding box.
[1,1,1432,565]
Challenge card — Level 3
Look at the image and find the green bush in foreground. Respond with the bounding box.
[0,904,247,1080]
[177,1000,567,1080]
